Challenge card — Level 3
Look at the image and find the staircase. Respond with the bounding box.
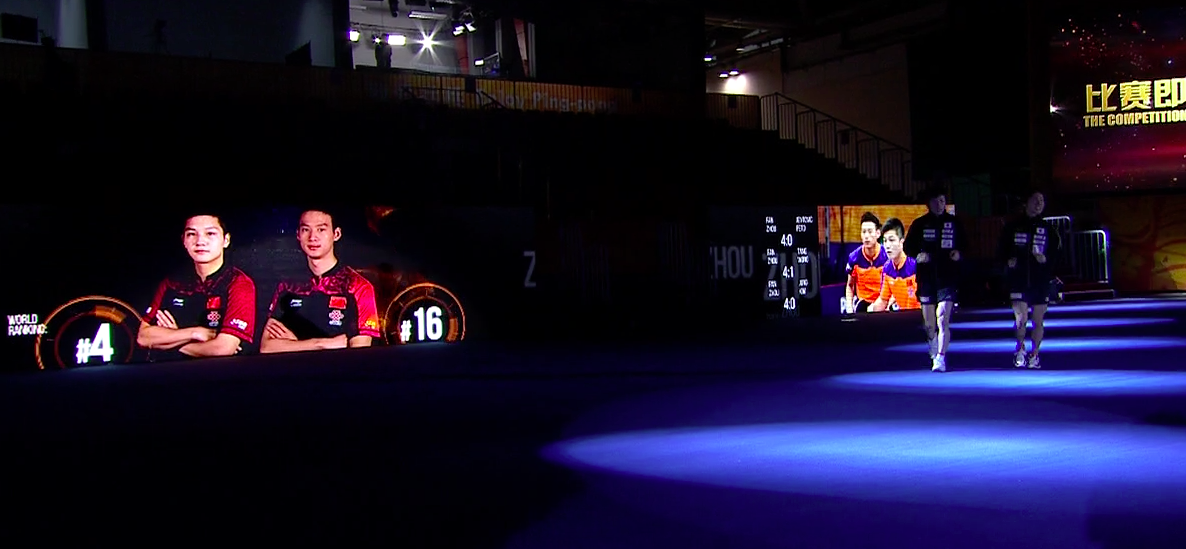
[759,93,926,202]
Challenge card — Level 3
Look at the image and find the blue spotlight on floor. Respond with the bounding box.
[886,337,1186,354]
[543,421,1186,515]
[824,369,1186,396]
[952,317,1173,330]
[960,298,1186,316]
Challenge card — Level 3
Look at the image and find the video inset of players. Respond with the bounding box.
[136,208,380,360]
[842,189,964,372]
[840,189,1060,372]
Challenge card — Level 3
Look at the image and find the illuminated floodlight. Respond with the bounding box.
[729,69,740,76]
[1050,103,1059,113]
[453,24,464,36]
[465,22,476,32]
[474,58,484,66]
[718,72,728,78]
[885,336,1186,354]
[387,34,406,46]
[349,29,360,42]
[543,420,1186,515]
[824,369,1186,396]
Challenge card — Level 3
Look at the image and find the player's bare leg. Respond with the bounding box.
[1012,300,1029,367]
[921,303,938,353]
[1028,303,1047,369]
[936,300,955,354]
[922,303,945,371]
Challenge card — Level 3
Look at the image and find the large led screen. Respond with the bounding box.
[817,204,956,316]
[0,204,532,371]
[1051,8,1186,191]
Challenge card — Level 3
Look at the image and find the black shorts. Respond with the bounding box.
[1009,284,1051,305]
[1007,271,1052,305]
[916,277,957,305]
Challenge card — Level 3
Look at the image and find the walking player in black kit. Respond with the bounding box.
[1000,190,1060,369]
[904,188,965,372]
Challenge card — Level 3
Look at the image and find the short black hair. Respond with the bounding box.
[183,212,226,233]
[860,211,881,228]
[881,217,905,239]
[919,185,947,203]
[299,206,339,229]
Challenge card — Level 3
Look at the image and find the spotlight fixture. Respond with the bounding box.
[719,72,728,78]
[388,34,406,46]
[349,29,360,42]
[729,69,739,76]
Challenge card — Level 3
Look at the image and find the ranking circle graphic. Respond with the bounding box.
[383,282,466,345]
[35,296,143,370]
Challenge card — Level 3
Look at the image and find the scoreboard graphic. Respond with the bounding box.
[709,207,822,319]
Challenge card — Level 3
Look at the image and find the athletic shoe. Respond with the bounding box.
[1014,350,1027,368]
[932,354,946,372]
[928,337,938,359]
[1027,354,1041,369]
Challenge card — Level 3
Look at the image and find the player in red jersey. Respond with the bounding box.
[261,209,381,354]
[137,213,257,360]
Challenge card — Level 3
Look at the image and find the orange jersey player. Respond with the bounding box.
[844,211,888,313]
[870,217,919,312]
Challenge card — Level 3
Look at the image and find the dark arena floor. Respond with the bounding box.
[5,297,1186,548]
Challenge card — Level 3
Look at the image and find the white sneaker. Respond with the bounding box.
[1014,350,1027,368]
[1027,354,1041,369]
[931,354,946,372]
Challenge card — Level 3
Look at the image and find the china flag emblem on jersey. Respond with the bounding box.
[329,296,348,309]
[207,296,221,309]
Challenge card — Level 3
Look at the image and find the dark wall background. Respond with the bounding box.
[908,0,1030,183]
[101,0,337,65]
[530,1,703,93]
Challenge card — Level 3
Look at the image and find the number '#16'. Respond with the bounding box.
[412,306,444,341]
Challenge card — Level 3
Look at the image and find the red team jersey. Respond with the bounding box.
[846,245,889,302]
[144,265,257,360]
[879,255,920,311]
[268,262,381,341]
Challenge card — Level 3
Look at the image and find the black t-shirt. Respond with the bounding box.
[267,262,381,341]
[904,212,966,283]
[143,264,257,361]
[1000,215,1061,287]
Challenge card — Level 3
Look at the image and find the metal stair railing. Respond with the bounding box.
[760,92,923,200]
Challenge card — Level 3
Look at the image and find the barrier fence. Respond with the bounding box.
[1069,229,1111,284]
[1042,216,1112,294]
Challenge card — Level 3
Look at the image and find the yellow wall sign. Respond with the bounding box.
[1082,78,1186,127]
